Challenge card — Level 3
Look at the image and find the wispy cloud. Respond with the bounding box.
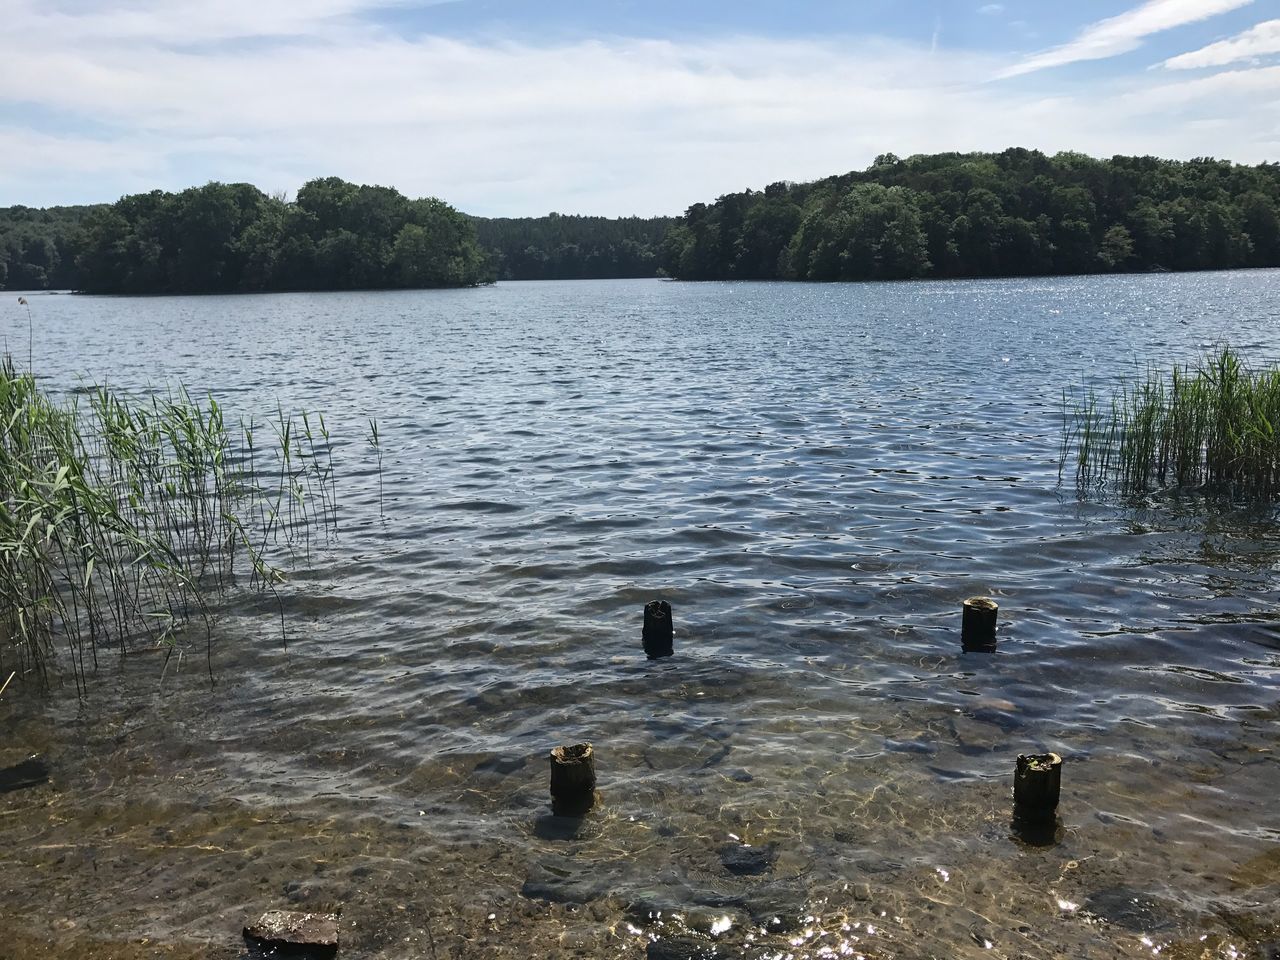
[0,1,1276,214]
[1124,62,1280,106]
[978,4,1004,15]
[0,126,158,178]
[997,0,1254,79]
[1162,18,1280,69]
[29,0,384,43]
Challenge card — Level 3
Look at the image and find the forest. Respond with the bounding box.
[3,151,1279,292]
[3,178,492,294]
[661,150,1280,281]
[474,214,674,280]
[0,204,93,290]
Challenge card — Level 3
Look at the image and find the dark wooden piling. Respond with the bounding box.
[961,597,998,652]
[1013,752,1062,822]
[549,743,596,816]
[643,599,674,659]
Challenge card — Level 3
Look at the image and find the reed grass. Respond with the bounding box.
[1063,347,1280,499]
[16,296,32,372]
[0,354,342,692]
[368,418,383,518]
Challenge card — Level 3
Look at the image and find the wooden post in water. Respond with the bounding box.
[961,597,998,652]
[1013,752,1062,822]
[643,599,674,659]
[549,743,596,816]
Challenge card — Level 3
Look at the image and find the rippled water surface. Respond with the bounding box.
[3,274,1280,959]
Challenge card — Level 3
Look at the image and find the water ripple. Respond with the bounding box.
[5,273,1280,958]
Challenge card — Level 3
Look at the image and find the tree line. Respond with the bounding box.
[3,151,1279,292]
[661,150,1280,281]
[0,205,93,291]
[3,178,493,294]
[473,213,674,280]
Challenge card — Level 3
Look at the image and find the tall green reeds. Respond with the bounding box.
[367,418,383,518]
[1063,348,1280,499]
[0,355,341,692]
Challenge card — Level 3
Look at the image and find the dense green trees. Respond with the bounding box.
[473,213,674,280]
[3,152,1278,293]
[661,150,1280,281]
[0,205,93,290]
[6,178,492,294]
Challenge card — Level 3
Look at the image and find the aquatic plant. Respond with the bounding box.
[368,418,383,518]
[1063,347,1280,499]
[16,296,32,372]
[0,355,343,692]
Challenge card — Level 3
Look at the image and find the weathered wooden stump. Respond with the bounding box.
[961,597,998,652]
[549,742,596,815]
[643,599,674,659]
[1013,752,1062,823]
[243,910,339,957]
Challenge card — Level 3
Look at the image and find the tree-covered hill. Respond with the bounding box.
[0,193,674,291]
[4,151,1278,292]
[69,178,493,294]
[472,213,675,280]
[0,204,98,291]
[661,150,1280,281]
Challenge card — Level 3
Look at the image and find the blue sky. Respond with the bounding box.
[1,1,1277,215]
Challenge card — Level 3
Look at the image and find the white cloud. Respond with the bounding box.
[0,127,159,178]
[979,4,1004,15]
[0,1,1276,215]
[26,0,450,43]
[998,0,1254,79]
[1123,62,1280,106]
[1162,18,1280,69]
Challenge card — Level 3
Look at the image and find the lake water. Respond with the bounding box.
[3,273,1280,959]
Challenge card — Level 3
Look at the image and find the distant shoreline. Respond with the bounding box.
[9,263,1278,302]
[3,149,1278,294]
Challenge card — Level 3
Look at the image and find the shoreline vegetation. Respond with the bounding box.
[661,150,1280,282]
[475,213,675,281]
[1063,347,1280,500]
[3,178,493,295]
[0,354,350,691]
[1,149,1277,294]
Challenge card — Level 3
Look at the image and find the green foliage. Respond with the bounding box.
[784,184,931,281]
[0,354,344,689]
[10,179,493,294]
[473,213,675,280]
[6,151,1279,290]
[1063,348,1280,499]
[1098,225,1136,271]
[663,150,1280,281]
[0,204,95,290]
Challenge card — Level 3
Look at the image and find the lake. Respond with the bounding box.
[3,273,1280,959]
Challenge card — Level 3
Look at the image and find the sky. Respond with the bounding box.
[0,0,1278,216]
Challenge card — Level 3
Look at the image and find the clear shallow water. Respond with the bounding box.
[2,273,1280,959]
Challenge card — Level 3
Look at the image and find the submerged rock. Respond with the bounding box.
[852,857,904,875]
[522,856,610,904]
[0,754,50,794]
[243,910,339,957]
[718,842,777,877]
[1082,887,1189,932]
[1230,846,1280,890]
[647,936,720,960]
